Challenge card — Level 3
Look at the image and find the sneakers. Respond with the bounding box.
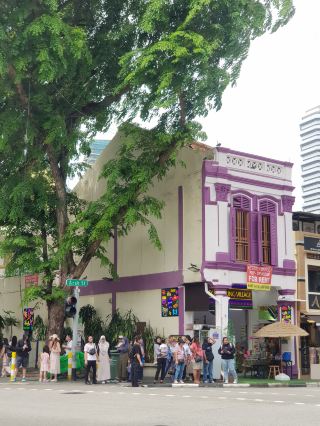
[179,380,184,384]
[224,380,228,384]
[173,380,179,384]
[21,378,27,382]
[233,380,238,384]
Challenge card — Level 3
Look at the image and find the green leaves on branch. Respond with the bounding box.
[23,285,67,306]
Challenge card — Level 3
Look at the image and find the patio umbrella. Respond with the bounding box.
[253,321,309,375]
[253,321,308,338]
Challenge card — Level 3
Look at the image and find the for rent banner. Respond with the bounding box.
[247,265,272,291]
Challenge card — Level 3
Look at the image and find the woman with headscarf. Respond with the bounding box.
[97,335,111,384]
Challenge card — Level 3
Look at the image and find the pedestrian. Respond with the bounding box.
[16,335,31,382]
[129,335,143,387]
[173,338,186,384]
[0,338,10,377]
[190,337,203,384]
[116,336,129,382]
[97,335,111,384]
[39,345,50,383]
[202,337,215,383]
[138,336,145,384]
[84,335,97,385]
[218,336,237,384]
[154,338,167,384]
[62,334,73,355]
[49,334,61,382]
[165,336,178,380]
[181,336,192,381]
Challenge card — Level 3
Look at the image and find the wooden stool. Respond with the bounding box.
[268,365,280,379]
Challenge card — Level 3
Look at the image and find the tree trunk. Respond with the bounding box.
[47,300,65,338]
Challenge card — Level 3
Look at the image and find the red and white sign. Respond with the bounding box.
[25,274,39,287]
[247,265,272,291]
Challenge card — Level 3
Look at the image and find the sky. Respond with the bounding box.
[199,0,320,210]
[99,1,319,210]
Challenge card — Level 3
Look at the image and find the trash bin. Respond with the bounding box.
[110,350,120,380]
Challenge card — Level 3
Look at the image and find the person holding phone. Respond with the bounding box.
[218,336,237,384]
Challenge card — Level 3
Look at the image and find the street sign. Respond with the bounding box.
[66,279,88,287]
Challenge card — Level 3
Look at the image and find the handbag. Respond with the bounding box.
[195,355,202,363]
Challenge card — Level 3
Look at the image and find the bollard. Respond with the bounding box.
[10,352,16,382]
[67,352,72,380]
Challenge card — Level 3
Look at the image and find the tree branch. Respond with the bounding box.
[7,65,29,108]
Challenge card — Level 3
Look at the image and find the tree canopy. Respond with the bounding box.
[0,0,294,333]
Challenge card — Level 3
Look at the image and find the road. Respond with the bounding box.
[0,381,320,425]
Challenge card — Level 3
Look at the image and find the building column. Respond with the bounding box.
[277,289,298,378]
[214,284,231,338]
[214,183,231,258]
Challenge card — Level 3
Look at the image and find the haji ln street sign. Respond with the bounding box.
[66,279,88,287]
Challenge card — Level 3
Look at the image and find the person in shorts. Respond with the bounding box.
[16,335,31,382]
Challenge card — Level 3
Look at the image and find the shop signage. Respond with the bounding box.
[247,265,272,291]
[25,274,39,288]
[307,253,320,260]
[280,305,292,323]
[304,236,320,254]
[227,288,253,309]
[23,308,34,330]
[161,287,179,317]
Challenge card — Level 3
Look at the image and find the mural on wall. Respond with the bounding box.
[23,308,34,331]
[161,288,179,317]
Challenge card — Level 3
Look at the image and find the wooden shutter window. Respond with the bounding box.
[261,214,271,264]
[235,210,249,262]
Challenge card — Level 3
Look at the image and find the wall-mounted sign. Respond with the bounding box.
[25,274,39,288]
[23,308,34,331]
[161,288,179,317]
[307,253,320,260]
[304,237,320,254]
[280,305,292,323]
[227,288,253,309]
[247,265,272,291]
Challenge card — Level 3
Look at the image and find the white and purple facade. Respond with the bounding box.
[202,147,298,375]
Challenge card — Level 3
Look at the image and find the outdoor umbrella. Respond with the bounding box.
[253,321,309,374]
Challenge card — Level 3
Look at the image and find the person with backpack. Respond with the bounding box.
[202,337,215,383]
[84,335,97,385]
[129,335,143,387]
[218,336,237,384]
[154,338,168,384]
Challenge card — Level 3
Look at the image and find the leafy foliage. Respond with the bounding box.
[0,0,294,334]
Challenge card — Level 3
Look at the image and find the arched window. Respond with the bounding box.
[231,195,251,262]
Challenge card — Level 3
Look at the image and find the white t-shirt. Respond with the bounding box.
[159,343,168,358]
[84,343,97,361]
[65,340,73,354]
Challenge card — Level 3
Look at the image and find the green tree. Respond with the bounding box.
[0,0,294,336]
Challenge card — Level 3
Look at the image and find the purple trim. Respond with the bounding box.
[203,161,294,192]
[81,270,183,296]
[179,286,185,335]
[201,164,206,276]
[112,290,116,314]
[178,186,184,271]
[216,147,293,168]
[270,213,278,266]
[278,289,296,296]
[277,298,298,377]
[231,190,258,211]
[250,211,259,264]
[230,208,236,262]
[114,227,118,275]
[214,183,230,202]
[203,261,296,276]
[204,187,217,205]
[282,260,296,270]
[281,195,295,213]
[216,252,230,262]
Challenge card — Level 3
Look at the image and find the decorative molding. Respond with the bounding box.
[283,259,296,270]
[281,195,295,213]
[216,252,230,262]
[204,186,217,205]
[278,289,296,296]
[215,183,231,202]
[216,147,293,168]
[203,261,296,276]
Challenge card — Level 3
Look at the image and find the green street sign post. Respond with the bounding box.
[66,279,88,287]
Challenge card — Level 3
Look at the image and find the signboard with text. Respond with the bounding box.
[161,288,179,317]
[25,274,39,288]
[304,237,320,254]
[247,265,272,291]
[227,288,253,309]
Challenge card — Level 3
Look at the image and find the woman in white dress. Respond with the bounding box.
[97,335,111,383]
[49,334,61,382]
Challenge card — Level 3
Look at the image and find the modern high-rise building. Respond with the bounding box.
[87,139,110,165]
[300,106,320,213]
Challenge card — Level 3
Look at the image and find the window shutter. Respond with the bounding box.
[230,208,236,261]
[258,213,262,264]
[270,213,278,266]
[249,212,259,265]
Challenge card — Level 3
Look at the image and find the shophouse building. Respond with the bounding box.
[75,133,298,375]
[293,211,320,379]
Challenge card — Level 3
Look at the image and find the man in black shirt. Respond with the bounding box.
[129,335,143,387]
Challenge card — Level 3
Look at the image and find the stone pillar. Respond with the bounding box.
[214,284,231,338]
[277,289,298,378]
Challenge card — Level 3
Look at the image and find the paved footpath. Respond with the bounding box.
[0,381,320,425]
